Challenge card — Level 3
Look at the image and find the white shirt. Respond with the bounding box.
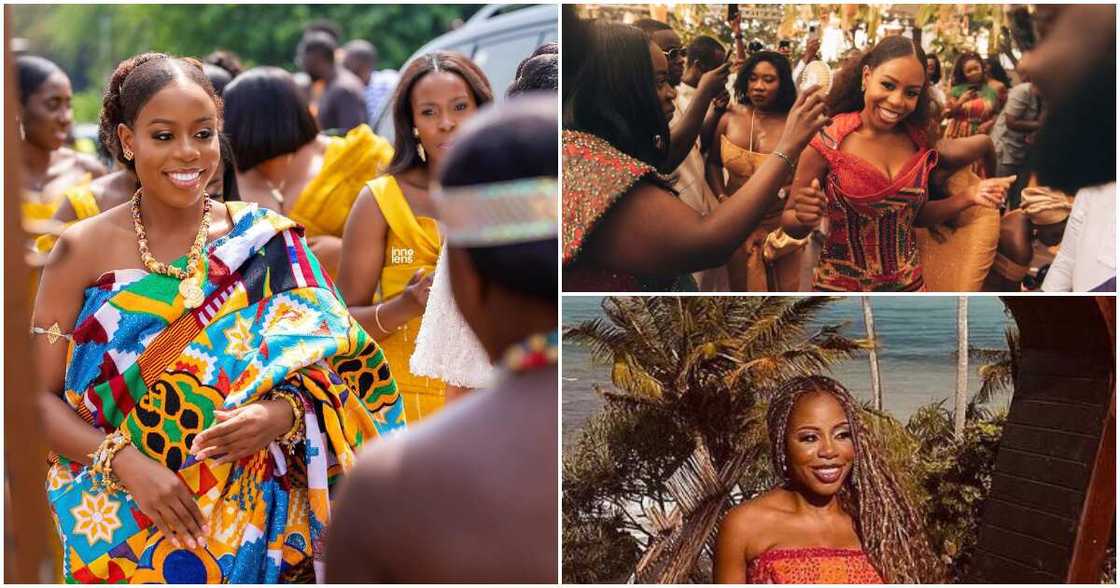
[1041,182,1116,292]
[673,90,729,291]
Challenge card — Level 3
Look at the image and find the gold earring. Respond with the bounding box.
[123,147,134,161]
[413,128,426,163]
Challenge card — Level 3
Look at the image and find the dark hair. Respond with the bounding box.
[563,21,669,170]
[950,51,985,86]
[439,96,557,303]
[223,66,320,171]
[303,19,342,42]
[632,18,672,34]
[925,54,942,84]
[1029,46,1115,192]
[827,36,931,128]
[342,39,378,67]
[203,64,232,96]
[302,31,338,63]
[531,41,558,57]
[99,53,222,171]
[986,55,1012,88]
[204,50,243,78]
[687,35,725,70]
[734,51,796,113]
[385,51,493,176]
[217,133,241,201]
[17,55,64,105]
[508,54,558,96]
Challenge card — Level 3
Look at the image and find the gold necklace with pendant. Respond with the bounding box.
[131,189,212,309]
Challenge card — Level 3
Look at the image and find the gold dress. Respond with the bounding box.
[368,175,446,423]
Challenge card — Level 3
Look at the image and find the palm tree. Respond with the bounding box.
[861,297,883,410]
[563,296,870,583]
[953,297,969,436]
[969,325,1020,408]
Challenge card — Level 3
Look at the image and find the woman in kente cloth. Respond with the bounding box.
[328,95,557,584]
[781,36,1015,292]
[944,51,1002,178]
[714,376,944,584]
[32,53,404,583]
[562,11,831,292]
[338,52,493,423]
[224,66,394,277]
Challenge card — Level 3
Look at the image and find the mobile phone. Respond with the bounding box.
[727,4,739,22]
[779,40,791,49]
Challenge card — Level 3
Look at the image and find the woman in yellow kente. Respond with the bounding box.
[17,56,107,246]
[338,52,494,423]
[223,66,393,277]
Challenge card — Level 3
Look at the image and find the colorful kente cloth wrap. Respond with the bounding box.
[747,547,884,584]
[46,202,405,583]
[562,130,693,292]
[809,112,940,292]
[945,83,1000,178]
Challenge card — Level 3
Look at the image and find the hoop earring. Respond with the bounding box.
[413,128,426,163]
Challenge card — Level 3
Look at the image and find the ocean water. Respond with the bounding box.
[562,296,1012,446]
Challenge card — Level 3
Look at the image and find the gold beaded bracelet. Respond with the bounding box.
[270,388,306,451]
[88,430,130,494]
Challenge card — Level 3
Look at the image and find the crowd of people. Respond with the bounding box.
[16,15,558,584]
[562,4,1115,293]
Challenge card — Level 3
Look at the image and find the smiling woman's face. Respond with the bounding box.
[119,78,220,208]
[861,55,925,131]
[785,390,856,497]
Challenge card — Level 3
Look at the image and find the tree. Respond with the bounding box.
[861,296,883,410]
[954,297,969,436]
[562,296,870,583]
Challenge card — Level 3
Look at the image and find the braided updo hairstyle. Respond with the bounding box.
[766,375,945,583]
[99,53,237,200]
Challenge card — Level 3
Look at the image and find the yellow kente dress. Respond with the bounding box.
[721,136,803,291]
[368,175,446,423]
[288,124,394,241]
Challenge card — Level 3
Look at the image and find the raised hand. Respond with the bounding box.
[791,177,829,229]
[776,85,831,155]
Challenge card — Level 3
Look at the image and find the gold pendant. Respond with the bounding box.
[179,277,204,309]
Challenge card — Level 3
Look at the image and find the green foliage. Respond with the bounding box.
[12,4,480,122]
[71,88,104,129]
[910,409,1006,582]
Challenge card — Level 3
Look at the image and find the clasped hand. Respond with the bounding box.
[190,399,294,464]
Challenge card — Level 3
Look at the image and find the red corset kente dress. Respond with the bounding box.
[747,547,884,584]
[809,112,939,292]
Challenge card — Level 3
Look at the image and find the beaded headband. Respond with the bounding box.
[434,176,557,247]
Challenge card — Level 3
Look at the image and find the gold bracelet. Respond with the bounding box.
[270,388,305,450]
[772,150,797,178]
[373,304,388,334]
[88,430,130,494]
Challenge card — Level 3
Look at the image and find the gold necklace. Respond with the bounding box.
[261,154,294,211]
[131,188,212,309]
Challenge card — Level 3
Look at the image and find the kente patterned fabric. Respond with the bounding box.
[289,124,394,239]
[46,202,405,583]
[945,83,1000,178]
[368,175,446,423]
[747,547,884,584]
[809,111,939,292]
